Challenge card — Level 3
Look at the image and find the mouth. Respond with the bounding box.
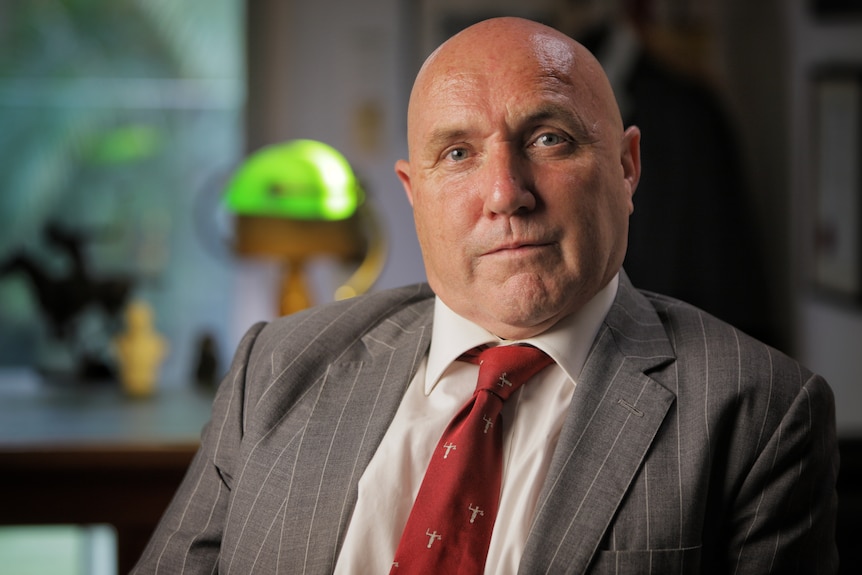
[483,241,554,257]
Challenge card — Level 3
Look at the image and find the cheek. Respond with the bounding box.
[412,192,470,272]
[414,197,450,248]
[414,179,476,240]
[552,175,626,262]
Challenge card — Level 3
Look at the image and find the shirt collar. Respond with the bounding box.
[425,274,619,394]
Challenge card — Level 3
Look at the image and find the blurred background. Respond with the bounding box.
[0,0,860,573]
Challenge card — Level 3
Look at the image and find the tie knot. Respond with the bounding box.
[461,345,554,401]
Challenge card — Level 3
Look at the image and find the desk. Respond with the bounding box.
[0,372,215,574]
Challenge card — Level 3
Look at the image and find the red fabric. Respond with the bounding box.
[390,345,553,574]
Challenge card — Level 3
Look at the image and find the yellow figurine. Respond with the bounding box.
[114,300,168,397]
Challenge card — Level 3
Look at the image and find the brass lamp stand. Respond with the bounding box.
[234,213,367,316]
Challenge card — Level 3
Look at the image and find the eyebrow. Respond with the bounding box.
[523,102,593,139]
[425,127,471,154]
[419,101,594,158]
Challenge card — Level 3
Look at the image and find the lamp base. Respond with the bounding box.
[280,260,312,316]
[235,215,366,315]
[234,215,365,260]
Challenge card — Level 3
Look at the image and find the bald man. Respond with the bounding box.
[133,18,838,574]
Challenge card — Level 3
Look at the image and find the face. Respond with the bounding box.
[396,18,641,339]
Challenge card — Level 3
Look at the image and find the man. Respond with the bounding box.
[133,17,838,574]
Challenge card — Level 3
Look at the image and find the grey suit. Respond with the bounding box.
[133,274,838,574]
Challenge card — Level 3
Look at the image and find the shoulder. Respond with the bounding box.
[260,282,433,340]
[224,283,434,424]
[243,283,434,368]
[638,288,830,406]
[622,287,836,477]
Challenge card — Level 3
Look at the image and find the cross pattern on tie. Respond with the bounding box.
[390,344,554,574]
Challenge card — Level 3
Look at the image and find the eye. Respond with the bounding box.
[535,132,566,147]
[446,147,469,162]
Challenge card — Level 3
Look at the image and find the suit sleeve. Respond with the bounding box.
[131,321,267,574]
[726,372,839,573]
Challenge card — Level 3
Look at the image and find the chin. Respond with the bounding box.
[479,299,568,340]
[485,315,559,341]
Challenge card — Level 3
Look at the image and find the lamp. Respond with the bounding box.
[224,139,385,315]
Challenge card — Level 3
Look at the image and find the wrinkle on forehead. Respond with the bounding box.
[407,18,623,151]
[424,71,484,101]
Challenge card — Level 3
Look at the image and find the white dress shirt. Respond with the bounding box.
[334,275,618,574]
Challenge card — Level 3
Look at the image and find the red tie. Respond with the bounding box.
[390,344,554,574]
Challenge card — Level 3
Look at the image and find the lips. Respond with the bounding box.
[483,241,553,256]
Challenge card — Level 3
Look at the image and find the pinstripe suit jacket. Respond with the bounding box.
[133,274,838,574]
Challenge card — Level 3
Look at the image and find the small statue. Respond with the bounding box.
[0,223,132,339]
[193,332,220,389]
[114,300,168,397]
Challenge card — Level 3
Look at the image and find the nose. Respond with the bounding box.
[481,146,536,217]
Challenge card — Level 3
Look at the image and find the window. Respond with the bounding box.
[0,0,245,386]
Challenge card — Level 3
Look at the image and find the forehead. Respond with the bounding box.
[411,32,603,136]
[428,64,577,103]
[430,32,578,93]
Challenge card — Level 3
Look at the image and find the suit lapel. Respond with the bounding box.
[520,275,676,574]
[291,292,434,570]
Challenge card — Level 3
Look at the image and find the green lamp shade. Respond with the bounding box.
[224,139,362,221]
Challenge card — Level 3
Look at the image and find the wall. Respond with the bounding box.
[717,0,793,351]
[688,0,862,435]
[787,0,862,436]
[238,0,426,342]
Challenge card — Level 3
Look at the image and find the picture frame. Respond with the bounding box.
[811,68,862,302]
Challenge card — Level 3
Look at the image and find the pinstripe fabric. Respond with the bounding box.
[520,283,838,574]
[132,274,838,574]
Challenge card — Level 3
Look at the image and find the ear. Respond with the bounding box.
[620,125,641,212]
[394,158,414,207]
